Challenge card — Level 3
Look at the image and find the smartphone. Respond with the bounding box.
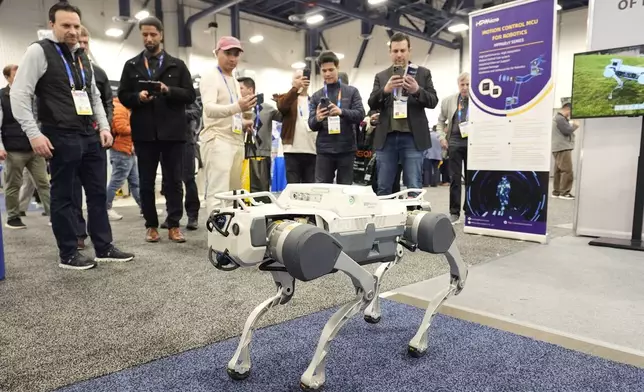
[319,97,330,109]
[138,80,162,94]
[255,93,264,105]
[393,66,405,77]
[302,68,311,79]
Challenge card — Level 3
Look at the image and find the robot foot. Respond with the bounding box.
[407,345,427,358]
[364,314,381,324]
[227,271,294,380]
[227,368,250,381]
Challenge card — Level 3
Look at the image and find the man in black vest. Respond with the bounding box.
[1,64,51,229]
[118,16,196,244]
[10,2,134,270]
[73,25,115,250]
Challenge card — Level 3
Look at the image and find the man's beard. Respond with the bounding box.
[145,43,159,53]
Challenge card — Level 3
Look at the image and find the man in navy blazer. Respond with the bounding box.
[368,32,439,196]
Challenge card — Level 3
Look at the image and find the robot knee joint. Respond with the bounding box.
[404,211,455,254]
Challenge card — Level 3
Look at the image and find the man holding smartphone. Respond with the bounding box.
[274,68,318,184]
[368,32,439,196]
[118,16,196,243]
[308,51,365,184]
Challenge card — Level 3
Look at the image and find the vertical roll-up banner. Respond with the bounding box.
[465,0,557,244]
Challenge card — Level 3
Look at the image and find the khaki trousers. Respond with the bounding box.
[4,151,51,220]
[552,150,573,196]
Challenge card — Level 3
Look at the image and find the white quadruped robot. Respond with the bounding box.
[206,184,468,391]
[603,58,644,99]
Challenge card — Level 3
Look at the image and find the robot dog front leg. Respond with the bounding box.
[300,251,376,391]
[402,211,468,357]
[227,270,295,380]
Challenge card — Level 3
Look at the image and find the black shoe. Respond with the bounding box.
[160,220,168,229]
[59,252,97,270]
[95,246,135,262]
[42,212,49,217]
[186,217,198,231]
[5,218,26,229]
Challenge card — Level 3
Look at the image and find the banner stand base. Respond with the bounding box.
[588,237,644,252]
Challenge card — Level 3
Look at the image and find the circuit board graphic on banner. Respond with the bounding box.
[465,0,557,242]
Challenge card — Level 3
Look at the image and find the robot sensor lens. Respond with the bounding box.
[214,216,228,230]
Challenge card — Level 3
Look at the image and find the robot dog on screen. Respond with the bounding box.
[206,184,469,391]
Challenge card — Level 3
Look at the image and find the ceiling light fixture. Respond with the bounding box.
[291,61,307,69]
[335,53,345,60]
[105,28,124,37]
[134,10,150,20]
[447,23,469,33]
[249,35,264,44]
[367,0,387,4]
[306,14,324,25]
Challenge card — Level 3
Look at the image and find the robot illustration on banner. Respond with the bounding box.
[205,184,469,391]
[603,58,644,99]
[500,54,546,109]
[496,175,511,216]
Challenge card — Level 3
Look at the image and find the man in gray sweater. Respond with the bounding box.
[551,102,578,200]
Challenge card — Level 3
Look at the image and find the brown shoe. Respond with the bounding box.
[146,227,160,242]
[168,227,186,243]
[77,238,86,250]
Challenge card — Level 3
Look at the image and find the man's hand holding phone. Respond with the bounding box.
[328,103,342,117]
[139,90,154,103]
[384,75,404,94]
[316,102,330,122]
[239,94,257,111]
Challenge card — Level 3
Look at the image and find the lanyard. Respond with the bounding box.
[298,97,309,117]
[217,66,238,103]
[323,81,342,109]
[143,53,164,78]
[54,44,85,90]
[458,95,469,123]
[254,105,261,131]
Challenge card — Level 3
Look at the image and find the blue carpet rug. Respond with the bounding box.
[56,300,643,392]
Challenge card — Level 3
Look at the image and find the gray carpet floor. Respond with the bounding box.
[56,300,643,392]
[0,185,575,392]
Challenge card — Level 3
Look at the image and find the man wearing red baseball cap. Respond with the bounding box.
[199,36,257,212]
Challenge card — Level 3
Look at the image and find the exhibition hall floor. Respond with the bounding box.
[1,185,641,392]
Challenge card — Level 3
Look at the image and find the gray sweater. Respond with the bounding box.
[552,112,577,153]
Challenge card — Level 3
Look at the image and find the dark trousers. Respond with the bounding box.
[135,141,184,229]
[440,158,450,183]
[46,129,112,260]
[284,153,316,183]
[73,179,88,240]
[448,145,468,217]
[315,152,355,185]
[423,159,440,187]
[163,142,200,220]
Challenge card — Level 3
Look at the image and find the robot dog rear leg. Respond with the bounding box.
[407,243,466,358]
[300,251,376,391]
[363,243,404,324]
[227,270,295,380]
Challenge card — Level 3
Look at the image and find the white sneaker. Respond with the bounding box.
[107,209,123,221]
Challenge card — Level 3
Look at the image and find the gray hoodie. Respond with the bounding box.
[552,112,577,153]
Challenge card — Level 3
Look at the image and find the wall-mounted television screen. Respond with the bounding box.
[571,44,644,119]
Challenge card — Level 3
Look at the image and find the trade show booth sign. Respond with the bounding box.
[466,0,557,244]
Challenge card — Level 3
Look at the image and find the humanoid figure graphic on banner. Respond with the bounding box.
[496,175,511,216]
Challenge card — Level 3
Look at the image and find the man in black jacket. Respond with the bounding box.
[308,51,365,184]
[74,25,114,249]
[118,16,196,243]
[11,2,133,269]
[368,32,439,196]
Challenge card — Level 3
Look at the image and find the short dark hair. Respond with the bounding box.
[317,51,339,67]
[3,64,17,78]
[390,32,411,49]
[237,77,255,91]
[49,2,82,23]
[139,16,164,32]
[562,102,572,110]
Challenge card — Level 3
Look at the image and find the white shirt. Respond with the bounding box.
[283,95,317,155]
[199,67,244,146]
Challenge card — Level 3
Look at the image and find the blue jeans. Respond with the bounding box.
[106,150,141,210]
[375,132,423,196]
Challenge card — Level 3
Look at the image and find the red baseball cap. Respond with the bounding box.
[216,36,243,52]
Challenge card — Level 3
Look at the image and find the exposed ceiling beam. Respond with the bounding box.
[298,0,459,49]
